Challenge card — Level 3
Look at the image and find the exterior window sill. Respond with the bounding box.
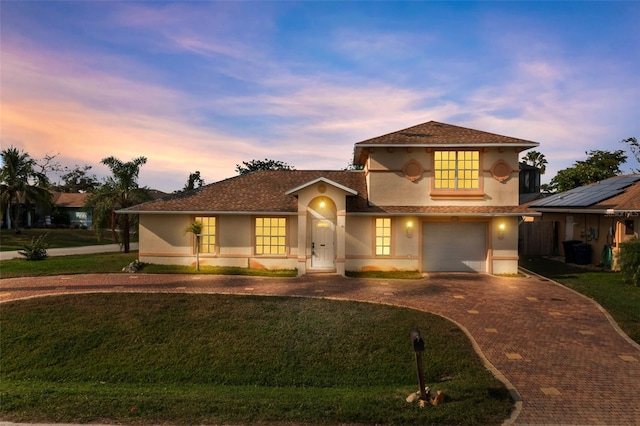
[430,190,485,200]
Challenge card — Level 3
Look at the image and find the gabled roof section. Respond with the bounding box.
[530,175,640,212]
[353,121,539,165]
[120,170,366,214]
[285,177,358,196]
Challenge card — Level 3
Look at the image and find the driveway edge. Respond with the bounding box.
[519,267,640,352]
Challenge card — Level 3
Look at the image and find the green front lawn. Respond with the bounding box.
[1,293,513,425]
[0,252,139,278]
[520,257,640,344]
[0,228,125,251]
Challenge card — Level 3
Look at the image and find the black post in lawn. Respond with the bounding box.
[411,329,427,403]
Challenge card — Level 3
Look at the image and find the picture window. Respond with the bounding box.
[256,217,287,255]
[434,151,480,189]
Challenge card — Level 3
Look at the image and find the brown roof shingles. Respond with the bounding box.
[122,170,368,214]
[51,192,89,208]
[589,180,640,211]
[354,121,540,147]
[122,169,533,216]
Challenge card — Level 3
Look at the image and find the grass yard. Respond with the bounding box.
[0,293,513,425]
[0,252,139,278]
[519,257,640,344]
[0,228,124,251]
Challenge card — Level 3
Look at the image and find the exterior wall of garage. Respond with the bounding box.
[344,215,421,272]
[490,216,520,274]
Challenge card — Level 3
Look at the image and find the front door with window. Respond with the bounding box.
[312,219,334,269]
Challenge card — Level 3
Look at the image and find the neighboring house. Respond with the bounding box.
[49,192,92,227]
[527,175,640,268]
[121,121,540,275]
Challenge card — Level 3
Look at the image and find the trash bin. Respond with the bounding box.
[562,240,582,263]
[573,243,592,265]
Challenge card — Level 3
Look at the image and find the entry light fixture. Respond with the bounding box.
[406,220,414,238]
[498,222,506,240]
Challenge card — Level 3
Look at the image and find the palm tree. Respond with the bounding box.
[85,156,150,253]
[0,147,51,233]
[522,151,547,174]
[184,220,203,271]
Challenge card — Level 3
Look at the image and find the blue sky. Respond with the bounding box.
[2,1,639,192]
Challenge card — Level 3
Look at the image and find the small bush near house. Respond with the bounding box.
[51,209,71,226]
[18,233,50,261]
[617,238,640,286]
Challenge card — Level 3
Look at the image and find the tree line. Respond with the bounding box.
[0,148,151,253]
[521,137,638,193]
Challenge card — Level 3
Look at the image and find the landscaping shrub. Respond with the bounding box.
[18,233,50,261]
[617,238,640,286]
[51,209,71,226]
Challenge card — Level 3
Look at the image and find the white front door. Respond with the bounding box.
[312,219,335,269]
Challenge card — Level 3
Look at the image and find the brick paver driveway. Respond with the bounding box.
[1,272,639,425]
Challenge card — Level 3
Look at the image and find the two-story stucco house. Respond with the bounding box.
[121,121,539,275]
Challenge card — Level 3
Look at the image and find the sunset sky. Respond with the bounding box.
[2,1,639,192]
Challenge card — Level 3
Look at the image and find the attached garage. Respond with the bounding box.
[422,222,487,272]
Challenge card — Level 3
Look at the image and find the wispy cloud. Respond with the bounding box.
[0,40,262,189]
[2,1,638,191]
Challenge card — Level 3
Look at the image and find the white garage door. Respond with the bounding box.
[422,222,487,272]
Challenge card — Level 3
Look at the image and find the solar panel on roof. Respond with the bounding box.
[531,175,640,208]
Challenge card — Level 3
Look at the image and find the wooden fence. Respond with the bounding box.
[519,221,556,257]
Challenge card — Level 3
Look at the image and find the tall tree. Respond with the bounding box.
[184,170,205,191]
[85,156,150,253]
[0,147,51,233]
[549,149,627,193]
[621,137,639,173]
[521,150,548,174]
[56,164,99,193]
[235,159,295,175]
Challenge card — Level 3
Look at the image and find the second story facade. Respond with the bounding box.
[353,121,537,208]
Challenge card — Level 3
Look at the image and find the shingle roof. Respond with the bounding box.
[121,170,368,214]
[51,192,89,208]
[353,121,539,165]
[356,120,540,146]
[121,169,536,216]
[594,180,640,211]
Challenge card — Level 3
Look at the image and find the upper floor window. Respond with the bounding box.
[434,151,479,190]
[255,217,287,255]
[375,217,392,256]
[194,216,216,253]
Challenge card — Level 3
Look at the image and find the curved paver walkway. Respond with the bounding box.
[1,272,639,425]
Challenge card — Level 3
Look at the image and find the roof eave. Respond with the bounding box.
[531,207,640,215]
[347,211,541,217]
[353,142,539,164]
[116,210,298,215]
[355,142,540,148]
